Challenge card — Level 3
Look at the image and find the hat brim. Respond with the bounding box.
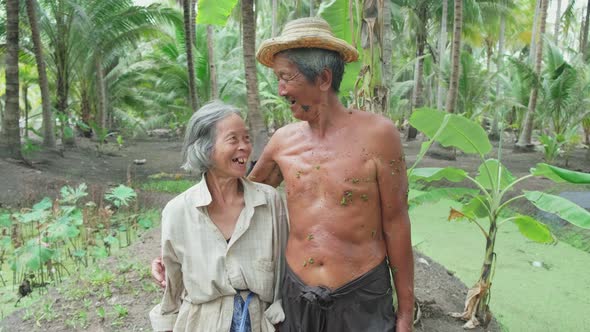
[256,35,359,68]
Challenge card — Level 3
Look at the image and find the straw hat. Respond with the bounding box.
[256,17,359,68]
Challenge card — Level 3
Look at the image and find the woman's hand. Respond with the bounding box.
[151,256,167,288]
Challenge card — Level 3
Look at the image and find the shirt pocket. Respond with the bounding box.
[253,259,275,295]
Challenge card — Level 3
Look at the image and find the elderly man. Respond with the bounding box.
[153,17,414,332]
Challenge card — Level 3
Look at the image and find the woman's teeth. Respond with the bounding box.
[232,158,246,164]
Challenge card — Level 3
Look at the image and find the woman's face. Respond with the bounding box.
[209,114,252,179]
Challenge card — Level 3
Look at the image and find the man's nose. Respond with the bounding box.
[278,81,287,96]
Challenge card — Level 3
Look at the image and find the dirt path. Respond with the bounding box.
[2,134,588,331]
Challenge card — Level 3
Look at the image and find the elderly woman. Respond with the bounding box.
[149,101,287,332]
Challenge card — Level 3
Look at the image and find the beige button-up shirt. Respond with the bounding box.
[149,176,288,332]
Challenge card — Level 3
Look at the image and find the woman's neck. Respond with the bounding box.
[205,172,243,207]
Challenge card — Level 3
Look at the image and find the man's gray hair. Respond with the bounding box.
[181,100,242,177]
[277,48,345,92]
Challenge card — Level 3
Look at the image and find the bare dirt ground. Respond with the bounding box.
[1,133,588,332]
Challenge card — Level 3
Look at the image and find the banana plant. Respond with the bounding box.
[407,108,590,329]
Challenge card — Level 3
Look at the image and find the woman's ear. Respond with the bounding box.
[318,68,332,92]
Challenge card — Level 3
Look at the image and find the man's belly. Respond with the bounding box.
[284,201,387,288]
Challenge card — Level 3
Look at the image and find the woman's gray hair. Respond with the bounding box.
[181,100,242,177]
[277,48,345,92]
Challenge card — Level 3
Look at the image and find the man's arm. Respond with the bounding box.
[374,119,414,332]
[248,132,283,187]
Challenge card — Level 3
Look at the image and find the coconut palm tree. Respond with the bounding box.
[1,0,23,159]
[242,0,268,163]
[515,0,548,151]
[25,0,56,149]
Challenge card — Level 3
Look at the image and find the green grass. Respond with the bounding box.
[139,179,194,194]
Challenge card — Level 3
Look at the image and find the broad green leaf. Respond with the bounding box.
[103,235,119,247]
[33,197,52,211]
[14,240,54,271]
[511,215,555,244]
[0,236,12,250]
[0,213,11,227]
[461,196,491,219]
[409,108,492,155]
[531,163,590,184]
[17,209,50,224]
[524,191,590,229]
[319,0,361,95]
[409,187,478,208]
[47,222,80,240]
[410,167,468,183]
[90,246,108,259]
[196,0,239,25]
[138,217,153,229]
[475,159,516,190]
[73,249,86,258]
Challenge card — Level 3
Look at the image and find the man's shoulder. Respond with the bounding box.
[350,110,398,135]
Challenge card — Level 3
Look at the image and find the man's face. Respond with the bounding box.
[272,54,321,120]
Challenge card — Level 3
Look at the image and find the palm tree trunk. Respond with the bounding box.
[55,0,74,146]
[382,0,393,113]
[23,85,30,138]
[516,0,548,151]
[96,56,107,130]
[207,25,218,99]
[1,0,23,159]
[407,2,428,140]
[554,0,561,45]
[272,0,278,37]
[529,0,541,64]
[183,0,198,111]
[445,0,463,115]
[242,0,268,163]
[26,0,55,149]
[582,0,590,58]
[489,14,505,141]
[436,0,448,111]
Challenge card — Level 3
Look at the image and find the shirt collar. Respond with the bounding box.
[187,174,266,208]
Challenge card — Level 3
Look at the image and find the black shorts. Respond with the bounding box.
[281,260,396,332]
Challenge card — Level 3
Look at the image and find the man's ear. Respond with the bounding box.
[317,68,332,92]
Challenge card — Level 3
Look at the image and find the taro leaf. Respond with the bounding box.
[47,222,80,240]
[531,163,590,184]
[409,108,492,155]
[138,217,153,229]
[0,236,12,250]
[409,187,478,209]
[105,185,137,207]
[511,215,555,244]
[60,183,88,204]
[90,246,108,259]
[18,209,50,224]
[33,197,52,211]
[409,167,468,183]
[0,213,11,227]
[68,208,83,226]
[461,196,491,219]
[13,240,54,271]
[196,0,239,25]
[524,191,590,229]
[475,159,516,190]
[73,249,86,258]
[103,235,119,247]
